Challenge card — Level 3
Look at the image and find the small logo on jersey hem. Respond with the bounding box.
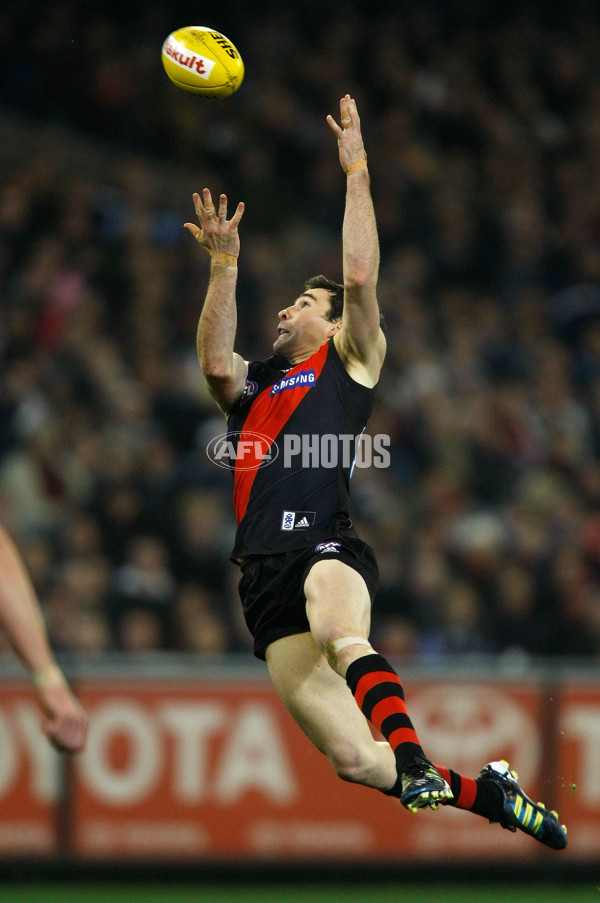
[315,541,342,554]
[281,510,316,531]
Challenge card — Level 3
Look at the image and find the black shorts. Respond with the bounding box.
[238,535,380,660]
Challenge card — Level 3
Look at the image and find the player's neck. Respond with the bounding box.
[286,339,328,366]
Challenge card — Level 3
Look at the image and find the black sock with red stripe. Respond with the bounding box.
[346,653,426,776]
[346,654,503,813]
[434,765,503,819]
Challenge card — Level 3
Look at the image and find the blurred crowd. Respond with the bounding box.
[1,0,600,661]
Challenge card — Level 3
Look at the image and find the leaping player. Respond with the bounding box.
[185,94,567,851]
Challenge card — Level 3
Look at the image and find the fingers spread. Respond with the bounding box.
[189,190,243,235]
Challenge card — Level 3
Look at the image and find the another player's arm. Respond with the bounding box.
[185,189,248,414]
[327,96,386,386]
[0,525,88,752]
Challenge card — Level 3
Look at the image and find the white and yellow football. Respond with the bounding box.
[161,26,244,99]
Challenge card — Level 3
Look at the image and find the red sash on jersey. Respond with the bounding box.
[233,342,329,524]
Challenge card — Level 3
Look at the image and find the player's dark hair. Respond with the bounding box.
[303,274,387,333]
[304,275,344,321]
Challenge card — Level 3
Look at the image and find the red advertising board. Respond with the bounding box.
[0,673,595,863]
[556,685,600,857]
[0,683,59,856]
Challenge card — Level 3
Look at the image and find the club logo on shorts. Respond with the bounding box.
[281,510,316,531]
[315,541,341,554]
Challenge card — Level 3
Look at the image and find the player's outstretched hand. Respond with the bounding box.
[184,188,245,259]
[327,94,367,174]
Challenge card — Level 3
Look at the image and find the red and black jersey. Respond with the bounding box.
[226,339,376,561]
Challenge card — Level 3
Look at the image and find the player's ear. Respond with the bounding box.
[327,318,342,335]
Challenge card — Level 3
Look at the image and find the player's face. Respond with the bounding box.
[274,289,341,360]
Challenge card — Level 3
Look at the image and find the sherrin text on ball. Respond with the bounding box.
[161,26,244,98]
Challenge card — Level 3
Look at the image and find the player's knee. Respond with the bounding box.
[329,745,376,785]
[325,635,373,674]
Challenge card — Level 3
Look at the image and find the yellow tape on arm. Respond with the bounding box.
[207,249,238,267]
[344,156,368,175]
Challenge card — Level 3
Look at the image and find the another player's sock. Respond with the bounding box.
[434,765,503,819]
[346,653,426,773]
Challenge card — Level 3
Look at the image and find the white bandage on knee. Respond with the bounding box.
[329,636,373,659]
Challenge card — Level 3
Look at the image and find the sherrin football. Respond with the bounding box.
[161,26,244,99]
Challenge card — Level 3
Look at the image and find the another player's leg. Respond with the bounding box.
[435,761,567,851]
[304,559,452,812]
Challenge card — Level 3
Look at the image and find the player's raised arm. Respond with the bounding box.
[327,95,385,386]
[185,188,248,414]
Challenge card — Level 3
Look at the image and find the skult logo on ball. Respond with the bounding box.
[163,37,215,79]
[206,431,278,471]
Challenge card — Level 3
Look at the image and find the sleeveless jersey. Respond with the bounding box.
[226,339,376,560]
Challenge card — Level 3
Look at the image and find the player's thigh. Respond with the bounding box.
[265,631,376,760]
[304,558,371,648]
